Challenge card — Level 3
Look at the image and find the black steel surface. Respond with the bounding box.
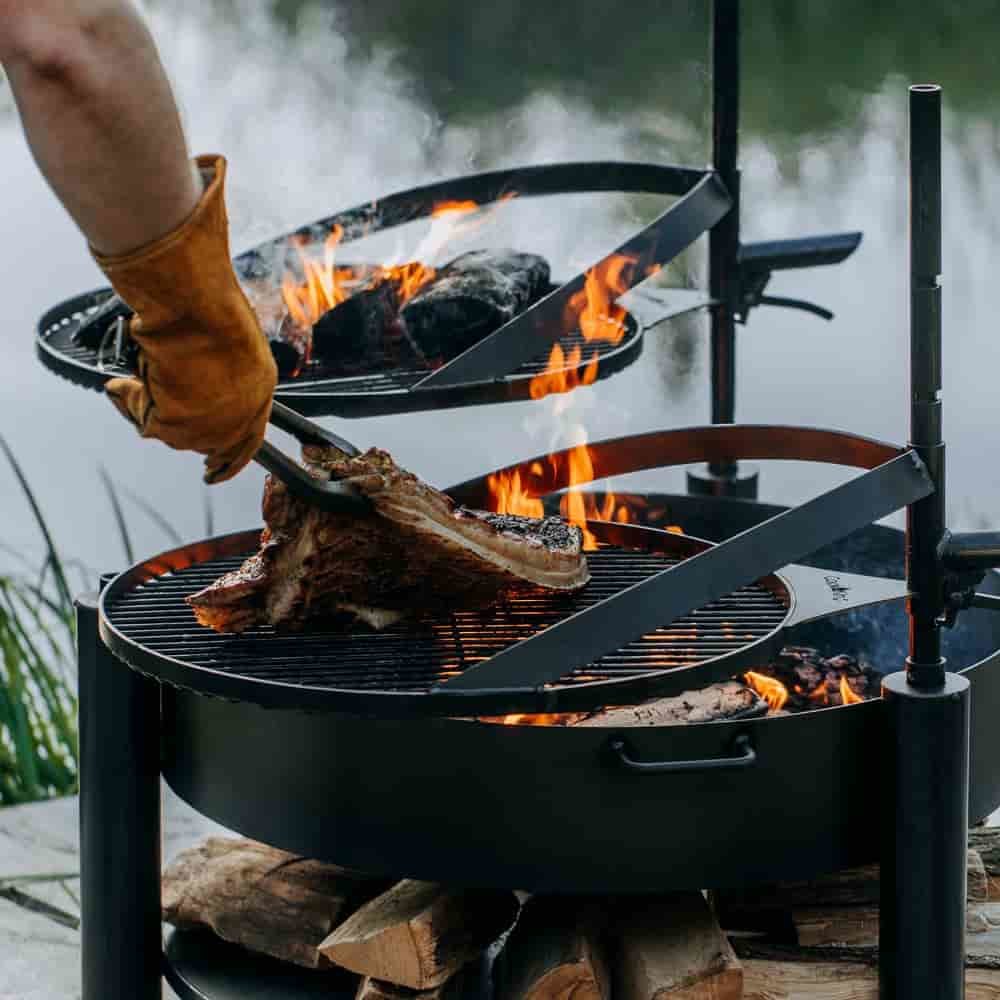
[164,929,491,1000]
[738,232,862,273]
[709,0,741,481]
[906,83,947,688]
[37,288,644,418]
[99,524,792,717]
[880,671,970,1000]
[440,451,931,694]
[78,595,161,1000]
[155,504,1000,894]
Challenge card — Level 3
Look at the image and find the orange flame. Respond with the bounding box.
[568,255,635,346]
[484,254,644,544]
[499,714,567,726]
[744,671,790,712]
[839,676,864,705]
[279,199,488,331]
[485,445,633,552]
[528,344,600,400]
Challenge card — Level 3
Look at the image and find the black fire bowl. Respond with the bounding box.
[149,492,1000,898]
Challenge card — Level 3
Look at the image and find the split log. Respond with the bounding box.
[161,837,389,969]
[575,681,767,727]
[716,845,995,946]
[611,892,743,999]
[319,879,519,989]
[356,961,482,1000]
[493,896,610,1000]
[734,940,1000,999]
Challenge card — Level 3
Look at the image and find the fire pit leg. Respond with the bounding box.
[879,671,970,1000]
[77,591,162,1000]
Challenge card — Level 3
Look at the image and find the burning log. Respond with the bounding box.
[575,680,767,727]
[493,897,611,1000]
[311,278,417,373]
[318,879,520,989]
[398,250,551,361]
[161,837,389,969]
[610,892,743,999]
[309,250,550,375]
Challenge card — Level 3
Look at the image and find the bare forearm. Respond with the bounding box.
[0,0,201,254]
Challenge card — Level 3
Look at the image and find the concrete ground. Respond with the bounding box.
[0,786,229,1000]
[3,791,997,999]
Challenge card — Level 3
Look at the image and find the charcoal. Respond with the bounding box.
[269,315,312,377]
[311,277,432,374]
[399,250,551,362]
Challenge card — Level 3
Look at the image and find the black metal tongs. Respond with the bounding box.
[256,401,371,514]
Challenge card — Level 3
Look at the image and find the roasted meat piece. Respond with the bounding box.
[187,446,589,632]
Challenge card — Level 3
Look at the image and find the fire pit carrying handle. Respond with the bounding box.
[439,448,932,696]
[608,733,756,774]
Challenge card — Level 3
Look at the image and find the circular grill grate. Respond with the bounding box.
[103,540,789,706]
[37,293,641,415]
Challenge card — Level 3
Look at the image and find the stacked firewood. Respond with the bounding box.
[162,838,741,998]
[163,827,1000,998]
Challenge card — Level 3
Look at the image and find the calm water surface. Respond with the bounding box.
[2,0,1000,576]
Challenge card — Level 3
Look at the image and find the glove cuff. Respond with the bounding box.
[90,154,238,331]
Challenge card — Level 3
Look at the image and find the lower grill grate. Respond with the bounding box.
[104,543,788,695]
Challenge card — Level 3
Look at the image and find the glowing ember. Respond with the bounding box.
[744,671,790,712]
[498,714,575,726]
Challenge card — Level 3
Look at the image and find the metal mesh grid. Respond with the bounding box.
[104,543,788,694]
[39,298,638,397]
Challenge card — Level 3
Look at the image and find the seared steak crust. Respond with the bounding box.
[187,447,589,632]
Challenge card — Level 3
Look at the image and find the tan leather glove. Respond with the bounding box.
[94,154,277,484]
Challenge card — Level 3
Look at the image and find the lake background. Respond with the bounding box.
[2,0,1000,580]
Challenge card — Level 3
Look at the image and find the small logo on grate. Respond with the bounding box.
[824,575,851,602]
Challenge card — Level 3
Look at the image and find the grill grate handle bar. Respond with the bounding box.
[412,170,732,388]
[437,451,932,694]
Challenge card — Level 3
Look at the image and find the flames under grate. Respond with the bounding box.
[40,301,635,397]
[104,544,788,694]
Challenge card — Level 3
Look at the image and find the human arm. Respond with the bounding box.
[0,0,201,255]
[0,1,277,482]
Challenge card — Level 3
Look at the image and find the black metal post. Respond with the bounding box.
[880,84,970,1000]
[687,0,759,499]
[78,589,162,1000]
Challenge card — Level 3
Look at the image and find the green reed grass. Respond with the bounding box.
[0,436,79,805]
[0,441,190,806]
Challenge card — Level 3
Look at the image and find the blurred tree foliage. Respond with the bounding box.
[268,0,1000,149]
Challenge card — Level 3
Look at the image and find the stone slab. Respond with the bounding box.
[0,784,229,1000]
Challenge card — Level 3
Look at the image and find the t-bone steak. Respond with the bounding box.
[187,446,589,632]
